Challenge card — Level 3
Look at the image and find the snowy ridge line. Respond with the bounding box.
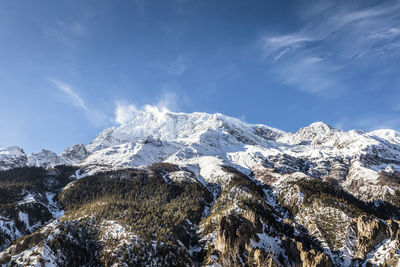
[1,109,400,203]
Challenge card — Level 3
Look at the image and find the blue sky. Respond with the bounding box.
[1,0,400,153]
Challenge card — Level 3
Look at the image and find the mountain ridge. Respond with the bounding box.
[2,110,400,266]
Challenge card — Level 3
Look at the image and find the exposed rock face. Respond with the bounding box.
[0,166,76,250]
[215,214,257,265]
[352,216,389,260]
[324,159,349,182]
[284,239,333,267]
[27,146,89,168]
[61,144,89,164]
[27,149,65,168]
[388,220,400,243]
[0,144,88,171]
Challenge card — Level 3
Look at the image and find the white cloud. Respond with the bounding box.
[114,91,178,125]
[276,56,342,94]
[264,34,313,50]
[115,103,138,125]
[48,77,88,111]
[261,0,400,94]
[114,103,170,125]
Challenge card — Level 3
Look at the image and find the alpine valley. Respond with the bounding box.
[1,109,400,266]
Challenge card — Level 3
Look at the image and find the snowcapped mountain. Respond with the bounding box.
[2,109,400,266]
[2,109,400,201]
[80,109,400,201]
[87,110,284,152]
[0,144,88,170]
[0,146,27,170]
[60,144,89,165]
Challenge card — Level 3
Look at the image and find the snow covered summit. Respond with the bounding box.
[87,109,285,153]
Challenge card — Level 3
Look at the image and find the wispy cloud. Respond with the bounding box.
[48,78,88,111]
[261,0,400,94]
[48,77,109,126]
[276,55,343,94]
[264,34,314,51]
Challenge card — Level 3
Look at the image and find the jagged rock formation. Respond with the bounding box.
[1,109,400,266]
[61,144,89,165]
[0,146,27,170]
[0,144,88,170]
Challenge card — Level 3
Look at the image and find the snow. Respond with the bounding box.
[2,110,400,265]
[2,110,399,202]
[76,109,400,203]
[17,193,37,205]
[168,170,197,184]
[365,238,400,266]
[250,223,286,263]
[1,109,400,209]
[100,220,131,240]
[369,129,400,145]
[46,192,64,218]
[61,144,89,164]
[72,169,88,179]
[18,211,31,232]
[86,109,284,153]
[0,146,27,170]
[0,146,25,156]
[0,218,22,249]
[27,149,66,168]
[0,144,89,171]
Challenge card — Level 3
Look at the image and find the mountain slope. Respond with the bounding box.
[1,109,400,266]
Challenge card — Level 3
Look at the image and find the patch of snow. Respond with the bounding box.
[17,193,37,205]
[18,211,31,232]
[46,192,64,218]
[72,169,88,179]
[365,238,400,266]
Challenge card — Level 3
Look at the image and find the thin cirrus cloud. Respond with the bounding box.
[47,77,109,126]
[47,77,88,111]
[261,0,400,94]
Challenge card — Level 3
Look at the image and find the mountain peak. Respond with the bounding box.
[306,121,334,131]
[87,110,284,153]
[0,146,27,170]
[278,121,339,145]
[0,146,25,156]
